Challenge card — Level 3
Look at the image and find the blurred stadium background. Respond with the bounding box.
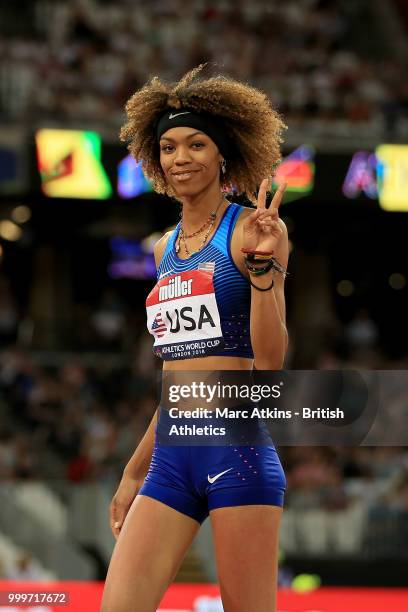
[0,0,408,610]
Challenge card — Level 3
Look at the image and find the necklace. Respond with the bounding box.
[176,195,226,256]
[180,214,213,240]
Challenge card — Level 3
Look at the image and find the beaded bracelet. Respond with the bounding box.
[241,248,274,263]
[247,254,273,262]
[242,248,288,277]
[245,257,288,277]
[245,259,275,275]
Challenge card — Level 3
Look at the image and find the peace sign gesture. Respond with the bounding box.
[242,179,286,254]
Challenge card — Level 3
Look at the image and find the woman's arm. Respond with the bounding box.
[231,182,289,370]
[248,218,289,370]
[124,408,157,477]
[110,409,157,538]
[123,230,172,475]
[110,231,174,538]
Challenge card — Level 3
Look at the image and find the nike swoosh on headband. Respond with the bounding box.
[207,468,233,484]
[169,111,191,119]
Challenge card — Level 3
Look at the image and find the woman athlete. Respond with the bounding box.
[101,64,289,612]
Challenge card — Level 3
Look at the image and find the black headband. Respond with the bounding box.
[156,109,235,159]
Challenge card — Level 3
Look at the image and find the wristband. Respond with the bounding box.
[241,248,274,262]
[250,278,274,291]
[241,248,275,255]
[244,258,275,275]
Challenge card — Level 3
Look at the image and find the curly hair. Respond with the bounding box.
[120,64,287,205]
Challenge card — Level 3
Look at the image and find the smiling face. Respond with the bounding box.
[159,127,223,196]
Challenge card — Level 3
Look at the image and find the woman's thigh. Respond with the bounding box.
[210,504,282,612]
[101,494,200,612]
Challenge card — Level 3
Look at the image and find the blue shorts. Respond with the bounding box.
[139,408,286,524]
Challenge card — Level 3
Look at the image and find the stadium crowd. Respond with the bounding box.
[0,340,407,519]
[0,0,407,571]
[0,341,157,483]
[0,0,406,136]
[1,243,407,503]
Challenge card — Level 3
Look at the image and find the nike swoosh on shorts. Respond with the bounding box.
[207,468,233,484]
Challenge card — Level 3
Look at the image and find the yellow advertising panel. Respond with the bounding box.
[35,129,112,199]
[376,144,408,212]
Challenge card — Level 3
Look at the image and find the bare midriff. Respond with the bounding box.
[163,355,254,371]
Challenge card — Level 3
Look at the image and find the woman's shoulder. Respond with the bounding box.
[230,202,253,226]
[153,229,175,268]
[230,201,253,215]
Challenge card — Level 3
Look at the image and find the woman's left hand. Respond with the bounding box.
[243,179,286,253]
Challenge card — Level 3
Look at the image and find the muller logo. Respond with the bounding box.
[159,275,193,302]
